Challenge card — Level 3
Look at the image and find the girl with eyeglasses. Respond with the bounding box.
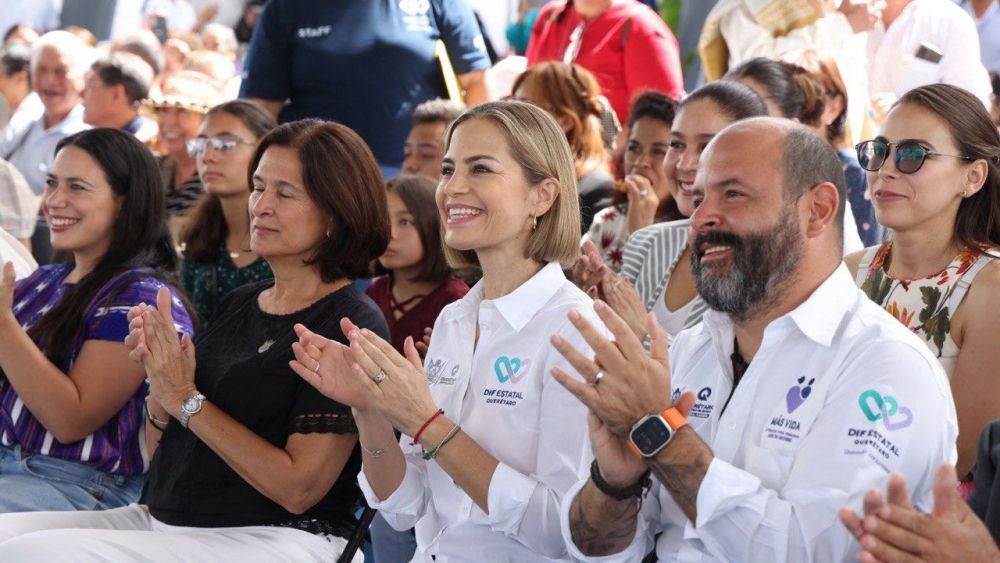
[846,83,1000,480]
[179,101,276,324]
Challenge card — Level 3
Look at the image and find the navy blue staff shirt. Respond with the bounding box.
[240,0,490,168]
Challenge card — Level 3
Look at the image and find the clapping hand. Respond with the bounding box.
[293,318,440,436]
[125,288,196,418]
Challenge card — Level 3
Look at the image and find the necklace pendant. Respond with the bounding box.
[258,339,274,353]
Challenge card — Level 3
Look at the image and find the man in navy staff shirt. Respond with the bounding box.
[549,117,957,562]
[239,0,491,176]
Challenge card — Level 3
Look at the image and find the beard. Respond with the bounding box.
[690,204,803,322]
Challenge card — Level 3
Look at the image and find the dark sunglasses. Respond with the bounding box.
[855,140,974,174]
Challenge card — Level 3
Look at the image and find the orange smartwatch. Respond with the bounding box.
[627,407,688,459]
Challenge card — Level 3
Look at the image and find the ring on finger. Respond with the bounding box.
[313,360,321,373]
[373,370,387,384]
[593,371,604,386]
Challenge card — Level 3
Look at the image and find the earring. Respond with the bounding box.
[531,215,538,231]
[961,191,969,198]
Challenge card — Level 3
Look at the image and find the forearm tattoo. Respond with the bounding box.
[569,481,641,556]
[648,429,711,522]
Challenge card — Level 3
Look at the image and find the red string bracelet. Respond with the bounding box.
[410,409,444,445]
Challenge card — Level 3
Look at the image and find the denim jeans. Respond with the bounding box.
[0,444,144,513]
[369,512,416,563]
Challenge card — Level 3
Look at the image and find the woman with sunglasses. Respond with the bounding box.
[179,101,277,324]
[847,83,1000,479]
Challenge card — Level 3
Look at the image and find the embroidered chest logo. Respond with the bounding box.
[689,387,714,419]
[858,389,914,431]
[399,0,432,32]
[785,376,815,413]
[482,355,530,407]
[494,356,530,384]
[766,375,815,443]
[425,359,459,386]
[843,389,913,471]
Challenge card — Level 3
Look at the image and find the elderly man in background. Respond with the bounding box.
[0,31,91,196]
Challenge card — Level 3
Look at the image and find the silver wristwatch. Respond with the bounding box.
[178,393,206,428]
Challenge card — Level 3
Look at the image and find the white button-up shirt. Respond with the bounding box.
[0,104,89,195]
[868,0,992,108]
[561,264,957,562]
[360,262,603,562]
[957,0,1000,73]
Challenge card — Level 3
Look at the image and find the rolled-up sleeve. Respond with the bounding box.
[559,477,661,562]
[358,447,430,532]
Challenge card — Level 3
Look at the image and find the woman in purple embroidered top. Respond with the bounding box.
[0,128,194,512]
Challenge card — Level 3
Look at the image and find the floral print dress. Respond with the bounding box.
[856,241,997,378]
[581,203,630,272]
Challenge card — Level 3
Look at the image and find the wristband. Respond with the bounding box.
[590,459,651,502]
[410,408,444,445]
[144,396,168,432]
[422,424,461,460]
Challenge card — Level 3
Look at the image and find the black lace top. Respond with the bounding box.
[141,281,389,537]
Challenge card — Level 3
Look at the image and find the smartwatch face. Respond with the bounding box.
[631,416,672,457]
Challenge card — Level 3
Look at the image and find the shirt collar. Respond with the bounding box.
[41,104,85,134]
[702,263,856,349]
[454,262,567,332]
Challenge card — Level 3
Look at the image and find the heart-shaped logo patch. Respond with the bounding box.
[494,355,530,384]
[858,389,913,431]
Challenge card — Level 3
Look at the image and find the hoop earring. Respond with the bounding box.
[531,215,538,231]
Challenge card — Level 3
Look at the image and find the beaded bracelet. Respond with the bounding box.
[422,423,461,460]
[409,408,444,445]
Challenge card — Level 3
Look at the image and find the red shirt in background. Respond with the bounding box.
[366,275,470,354]
[526,0,684,124]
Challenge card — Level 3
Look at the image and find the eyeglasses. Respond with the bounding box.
[855,139,974,174]
[186,136,255,157]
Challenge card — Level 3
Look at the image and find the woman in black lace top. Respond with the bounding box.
[0,120,390,562]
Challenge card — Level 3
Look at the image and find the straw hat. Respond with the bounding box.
[143,70,225,114]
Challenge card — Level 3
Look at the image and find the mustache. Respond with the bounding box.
[692,231,742,260]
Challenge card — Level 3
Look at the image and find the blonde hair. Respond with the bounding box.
[442,101,581,269]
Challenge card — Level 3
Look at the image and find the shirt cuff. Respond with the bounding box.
[694,457,765,529]
[358,459,426,524]
[486,461,538,534]
[559,477,652,562]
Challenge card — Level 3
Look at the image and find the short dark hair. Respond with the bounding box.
[626,89,677,130]
[181,100,277,262]
[412,98,465,127]
[381,175,451,283]
[247,120,390,281]
[780,124,847,242]
[682,80,769,121]
[27,128,184,368]
[91,52,154,105]
[895,84,1000,250]
[0,43,30,79]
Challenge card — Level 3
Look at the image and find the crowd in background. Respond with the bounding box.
[0,0,998,562]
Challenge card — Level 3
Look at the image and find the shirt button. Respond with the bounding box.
[728,422,736,430]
